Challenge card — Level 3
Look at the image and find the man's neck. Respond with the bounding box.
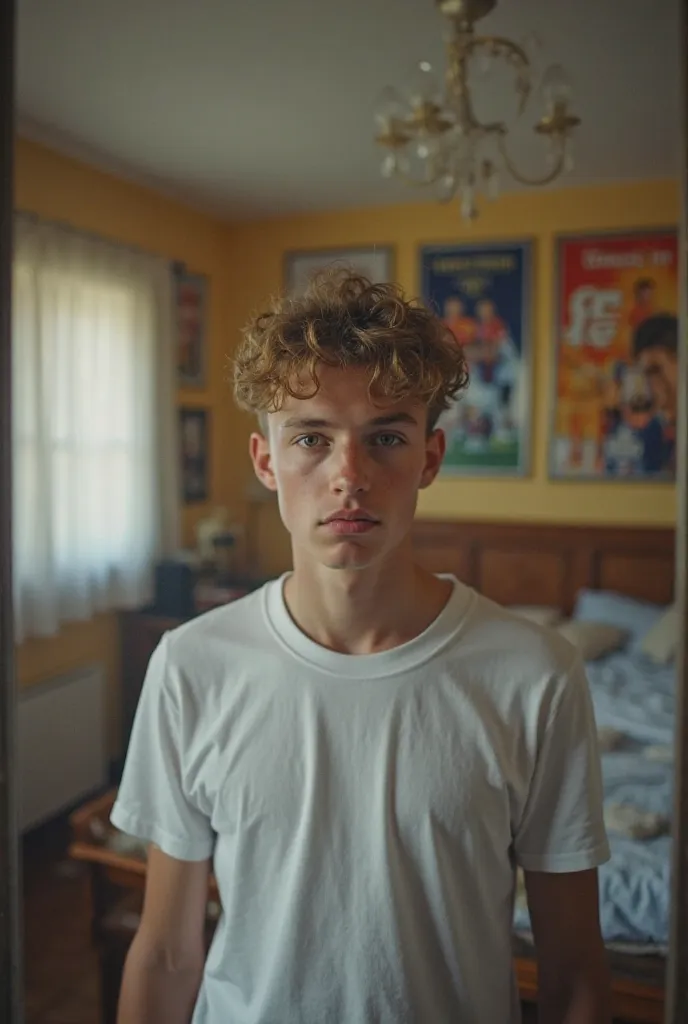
[283,549,453,656]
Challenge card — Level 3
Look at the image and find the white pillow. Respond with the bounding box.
[597,727,627,752]
[573,589,665,653]
[509,605,562,627]
[640,606,679,665]
[557,619,628,660]
[643,744,673,763]
[604,803,670,840]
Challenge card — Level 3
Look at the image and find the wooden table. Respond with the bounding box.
[68,789,218,1024]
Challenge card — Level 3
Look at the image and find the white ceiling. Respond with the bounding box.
[16,0,681,221]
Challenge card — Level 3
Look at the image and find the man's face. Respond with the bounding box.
[476,300,494,322]
[637,346,678,414]
[249,365,445,572]
[445,298,463,319]
[637,285,654,307]
[627,409,652,430]
[626,395,654,430]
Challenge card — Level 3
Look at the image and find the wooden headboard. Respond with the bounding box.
[411,519,675,615]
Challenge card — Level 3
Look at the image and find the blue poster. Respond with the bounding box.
[420,242,532,476]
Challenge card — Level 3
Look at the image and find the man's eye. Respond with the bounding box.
[296,434,322,448]
[374,433,403,447]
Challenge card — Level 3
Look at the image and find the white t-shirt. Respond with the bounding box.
[111,575,610,1024]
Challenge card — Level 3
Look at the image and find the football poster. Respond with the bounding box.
[420,242,532,476]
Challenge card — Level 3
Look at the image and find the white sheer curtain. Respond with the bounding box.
[12,213,180,643]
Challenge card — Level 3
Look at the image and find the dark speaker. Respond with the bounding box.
[154,560,196,618]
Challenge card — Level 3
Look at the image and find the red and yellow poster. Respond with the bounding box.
[550,229,678,480]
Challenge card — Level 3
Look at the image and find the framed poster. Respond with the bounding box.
[284,245,394,296]
[179,407,210,504]
[174,262,209,389]
[550,229,678,481]
[420,241,533,476]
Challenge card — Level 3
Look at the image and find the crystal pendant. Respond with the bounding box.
[540,64,573,113]
[486,168,500,199]
[405,60,442,112]
[380,153,398,179]
[374,86,407,132]
[460,184,477,221]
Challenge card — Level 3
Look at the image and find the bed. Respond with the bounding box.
[411,518,676,1023]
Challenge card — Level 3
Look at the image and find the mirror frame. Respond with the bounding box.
[666,4,688,1019]
[0,1,23,1022]
[0,3,686,1022]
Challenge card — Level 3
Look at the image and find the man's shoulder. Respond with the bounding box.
[164,580,274,663]
[458,590,580,686]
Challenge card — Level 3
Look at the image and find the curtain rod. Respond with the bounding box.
[14,206,190,270]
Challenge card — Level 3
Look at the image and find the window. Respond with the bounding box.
[12,215,179,643]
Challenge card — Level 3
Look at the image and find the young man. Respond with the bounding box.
[111,271,612,1024]
[442,294,477,347]
[627,277,657,332]
[632,312,678,472]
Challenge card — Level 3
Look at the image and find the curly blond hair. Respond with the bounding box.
[232,267,469,430]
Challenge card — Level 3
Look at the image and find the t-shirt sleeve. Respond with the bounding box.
[514,651,611,873]
[110,631,215,862]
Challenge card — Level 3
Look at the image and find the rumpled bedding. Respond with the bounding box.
[514,650,675,952]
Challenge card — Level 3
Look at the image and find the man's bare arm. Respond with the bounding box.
[116,844,211,1024]
[525,868,612,1024]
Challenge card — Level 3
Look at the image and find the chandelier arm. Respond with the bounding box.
[469,36,531,115]
[496,133,566,187]
[446,34,532,124]
[464,35,529,68]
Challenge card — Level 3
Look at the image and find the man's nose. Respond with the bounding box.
[329,442,371,495]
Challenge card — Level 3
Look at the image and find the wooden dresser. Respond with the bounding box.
[118,609,185,762]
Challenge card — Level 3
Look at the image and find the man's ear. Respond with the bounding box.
[249,431,278,492]
[419,428,446,489]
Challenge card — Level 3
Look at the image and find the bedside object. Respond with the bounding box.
[154,558,196,618]
[119,610,183,759]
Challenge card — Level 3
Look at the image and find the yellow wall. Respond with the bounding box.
[225,179,679,575]
[13,137,243,755]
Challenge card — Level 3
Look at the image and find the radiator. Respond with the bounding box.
[17,663,108,832]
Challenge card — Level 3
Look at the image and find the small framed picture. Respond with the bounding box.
[179,407,210,504]
[284,245,394,295]
[174,262,209,389]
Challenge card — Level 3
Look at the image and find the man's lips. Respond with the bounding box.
[320,511,380,535]
[322,510,379,524]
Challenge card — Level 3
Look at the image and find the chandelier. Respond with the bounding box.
[374,0,580,220]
